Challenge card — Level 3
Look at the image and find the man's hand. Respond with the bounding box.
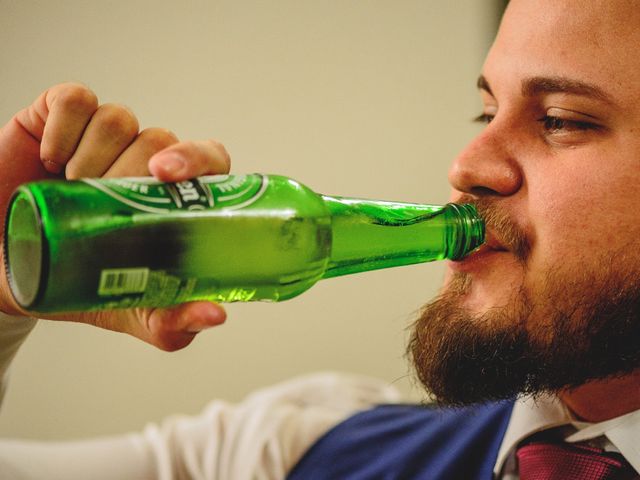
[0,83,230,351]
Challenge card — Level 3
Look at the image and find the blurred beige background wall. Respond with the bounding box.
[0,1,500,439]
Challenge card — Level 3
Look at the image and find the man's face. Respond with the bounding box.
[409,0,640,405]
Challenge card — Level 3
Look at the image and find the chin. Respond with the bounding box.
[443,266,524,316]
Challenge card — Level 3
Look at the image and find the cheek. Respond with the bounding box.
[527,169,638,270]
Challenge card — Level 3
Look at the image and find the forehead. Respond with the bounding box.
[485,0,640,102]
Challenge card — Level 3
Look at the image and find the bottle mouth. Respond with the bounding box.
[4,188,46,309]
[446,203,485,260]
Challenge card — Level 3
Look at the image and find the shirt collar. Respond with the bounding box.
[566,409,640,474]
[493,394,640,476]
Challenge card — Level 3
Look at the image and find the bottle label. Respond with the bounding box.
[83,174,268,213]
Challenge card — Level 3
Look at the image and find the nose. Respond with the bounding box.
[448,124,522,197]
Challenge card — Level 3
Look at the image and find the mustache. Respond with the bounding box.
[456,194,530,261]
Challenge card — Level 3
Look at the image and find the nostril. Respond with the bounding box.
[470,186,500,196]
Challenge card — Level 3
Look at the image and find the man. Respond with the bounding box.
[0,0,638,478]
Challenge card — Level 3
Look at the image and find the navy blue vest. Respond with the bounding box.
[287,400,514,480]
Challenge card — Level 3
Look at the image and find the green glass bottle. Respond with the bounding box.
[3,174,484,313]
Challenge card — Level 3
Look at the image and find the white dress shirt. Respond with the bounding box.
[496,394,640,478]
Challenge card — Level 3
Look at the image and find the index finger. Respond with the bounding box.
[147,139,231,182]
[39,84,99,174]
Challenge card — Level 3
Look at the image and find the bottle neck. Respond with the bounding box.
[321,196,484,279]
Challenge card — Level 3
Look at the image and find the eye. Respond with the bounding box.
[539,115,600,133]
[473,113,495,124]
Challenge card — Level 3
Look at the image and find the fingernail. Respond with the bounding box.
[43,159,64,175]
[158,153,186,175]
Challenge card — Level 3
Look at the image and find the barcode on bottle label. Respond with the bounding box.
[98,268,150,296]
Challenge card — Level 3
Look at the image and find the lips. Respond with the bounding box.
[482,230,509,253]
[448,229,509,273]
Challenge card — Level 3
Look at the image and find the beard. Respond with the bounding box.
[407,198,640,407]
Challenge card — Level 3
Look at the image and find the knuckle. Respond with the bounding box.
[95,103,139,139]
[138,127,179,152]
[54,83,98,115]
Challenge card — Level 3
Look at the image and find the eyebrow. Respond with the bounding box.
[476,74,616,106]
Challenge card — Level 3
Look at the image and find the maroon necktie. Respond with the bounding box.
[516,441,638,480]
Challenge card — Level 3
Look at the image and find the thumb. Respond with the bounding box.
[144,301,227,352]
[51,301,227,352]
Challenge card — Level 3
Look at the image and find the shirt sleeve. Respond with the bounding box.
[0,312,37,407]
[0,372,402,479]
